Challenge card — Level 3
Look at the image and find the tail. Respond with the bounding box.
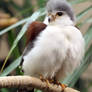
[17,87,34,92]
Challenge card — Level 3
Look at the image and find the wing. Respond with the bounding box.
[21,21,47,65]
[26,21,47,45]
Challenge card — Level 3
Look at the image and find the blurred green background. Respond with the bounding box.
[0,0,92,92]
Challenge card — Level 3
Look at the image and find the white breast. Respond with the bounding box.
[22,25,85,80]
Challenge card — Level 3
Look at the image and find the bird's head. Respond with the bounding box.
[46,0,76,26]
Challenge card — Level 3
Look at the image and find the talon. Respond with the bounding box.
[39,74,50,88]
[60,84,67,92]
[50,79,60,85]
[50,79,67,92]
[48,79,54,83]
[46,79,50,88]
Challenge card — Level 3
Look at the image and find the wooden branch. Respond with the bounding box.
[0,76,79,92]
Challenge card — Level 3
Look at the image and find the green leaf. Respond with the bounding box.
[77,17,92,28]
[34,89,42,92]
[86,17,92,23]
[8,31,20,58]
[77,6,92,21]
[0,56,22,77]
[1,88,9,92]
[23,0,31,9]
[70,0,91,5]
[37,0,47,8]
[84,25,92,47]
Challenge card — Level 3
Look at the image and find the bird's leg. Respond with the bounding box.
[50,78,67,92]
[48,78,54,83]
[58,83,67,92]
[39,74,50,88]
[39,75,67,91]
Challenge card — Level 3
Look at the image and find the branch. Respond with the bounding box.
[0,76,79,92]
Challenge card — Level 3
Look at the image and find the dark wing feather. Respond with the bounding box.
[26,21,47,46]
[20,21,47,65]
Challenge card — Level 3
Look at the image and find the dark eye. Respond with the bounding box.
[57,12,63,16]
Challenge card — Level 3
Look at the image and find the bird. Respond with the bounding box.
[19,0,85,91]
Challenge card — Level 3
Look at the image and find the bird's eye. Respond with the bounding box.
[57,12,63,16]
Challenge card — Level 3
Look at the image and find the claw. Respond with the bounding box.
[39,75,67,92]
[39,74,50,88]
[48,79,54,83]
[46,79,50,88]
[49,79,67,92]
[60,84,67,92]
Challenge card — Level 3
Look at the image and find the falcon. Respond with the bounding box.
[20,0,85,91]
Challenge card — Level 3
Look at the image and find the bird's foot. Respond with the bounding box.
[40,75,50,88]
[60,83,67,92]
[40,75,67,92]
[50,80,67,92]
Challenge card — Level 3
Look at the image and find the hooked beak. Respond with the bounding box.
[48,14,56,22]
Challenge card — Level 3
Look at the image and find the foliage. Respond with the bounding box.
[0,0,92,92]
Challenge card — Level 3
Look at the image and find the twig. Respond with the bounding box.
[0,76,79,92]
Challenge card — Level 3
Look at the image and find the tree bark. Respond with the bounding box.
[0,76,80,92]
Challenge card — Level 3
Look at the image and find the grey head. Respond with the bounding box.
[46,0,75,22]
